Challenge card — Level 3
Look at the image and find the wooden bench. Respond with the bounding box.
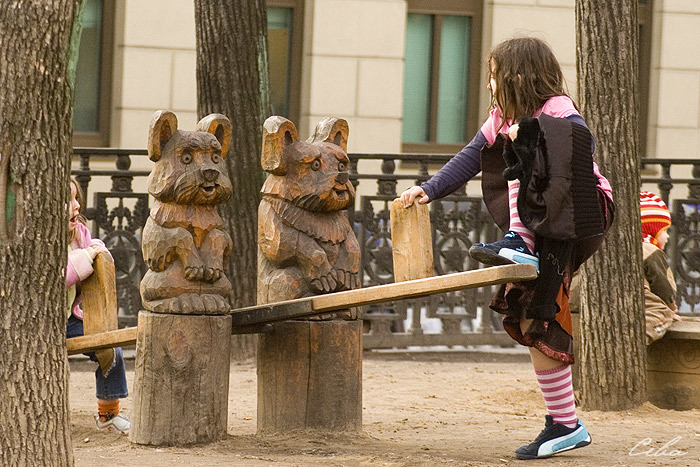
[647,318,700,410]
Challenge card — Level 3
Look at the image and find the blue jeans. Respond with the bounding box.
[66,314,129,399]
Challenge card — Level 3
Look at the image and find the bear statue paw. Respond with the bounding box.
[147,294,229,314]
[203,267,224,283]
[147,252,174,272]
[309,269,359,293]
[184,266,206,281]
[310,271,338,293]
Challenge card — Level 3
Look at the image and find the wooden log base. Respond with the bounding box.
[129,311,232,446]
[257,319,362,433]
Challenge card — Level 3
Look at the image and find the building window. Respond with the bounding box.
[73,0,114,147]
[266,1,303,124]
[402,0,482,154]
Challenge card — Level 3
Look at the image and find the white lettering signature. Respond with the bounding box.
[629,436,687,457]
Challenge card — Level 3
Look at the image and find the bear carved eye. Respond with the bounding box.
[311,159,321,171]
[211,153,221,164]
[181,152,193,164]
[338,161,347,172]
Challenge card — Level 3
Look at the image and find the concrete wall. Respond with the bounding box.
[106,0,700,163]
[301,0,406,154]
[111,0,197,150]
[488,0,577,97]
[648,0,700,159]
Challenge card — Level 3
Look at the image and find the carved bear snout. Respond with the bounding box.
[336,172,348,185]
[202,168,219,182]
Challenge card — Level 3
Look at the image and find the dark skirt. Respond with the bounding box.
[490,190,614,364]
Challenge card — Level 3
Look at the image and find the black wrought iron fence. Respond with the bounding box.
[71,149,700,348]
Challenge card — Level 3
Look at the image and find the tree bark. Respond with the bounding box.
[0,1,81,465]
[575,0,646,410]
[194,0,271,359]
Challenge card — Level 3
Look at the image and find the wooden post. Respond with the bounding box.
[129,311,231,445]
[256,116,362,432]
[130,112,234,446]
[390,199,434,282]
[81,253,119,372]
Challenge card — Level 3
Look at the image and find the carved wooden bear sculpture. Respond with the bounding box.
[257,116,360,307]
[140,110,233,314]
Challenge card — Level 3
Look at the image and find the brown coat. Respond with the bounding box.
[643,242,677,344]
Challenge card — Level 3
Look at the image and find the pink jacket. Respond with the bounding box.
[66,222,107,319]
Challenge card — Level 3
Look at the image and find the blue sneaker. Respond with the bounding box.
[515,415,591,460]
[469,231,539,271]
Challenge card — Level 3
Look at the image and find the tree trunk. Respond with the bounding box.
[194,0,271,360]
[575,0,646,410]
[0,1,81,464]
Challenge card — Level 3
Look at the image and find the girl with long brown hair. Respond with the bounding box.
[401,36,614,459]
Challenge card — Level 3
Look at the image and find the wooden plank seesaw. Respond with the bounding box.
[230,263,536,331]
[232,199,535,330]
[64,264,536,351]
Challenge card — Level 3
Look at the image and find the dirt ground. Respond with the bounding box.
[69,350,699,467]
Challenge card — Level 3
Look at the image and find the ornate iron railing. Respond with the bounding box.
[71,149,700,348]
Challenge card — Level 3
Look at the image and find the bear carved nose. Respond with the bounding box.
[336,172,348,185]
[202,168,218,182]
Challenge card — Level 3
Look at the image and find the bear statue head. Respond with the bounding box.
[260,116,354,212]
[147,110,233,206]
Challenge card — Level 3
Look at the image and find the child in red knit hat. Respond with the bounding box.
[640,191,681,343]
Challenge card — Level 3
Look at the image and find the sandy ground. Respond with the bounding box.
[69,350,700,467]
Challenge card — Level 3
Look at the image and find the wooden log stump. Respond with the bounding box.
[257,320,362,432]
[129,311,232,446]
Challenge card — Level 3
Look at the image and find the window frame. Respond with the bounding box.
[266,0,304,126]
[402,0,483,154]
[72,0,115,148]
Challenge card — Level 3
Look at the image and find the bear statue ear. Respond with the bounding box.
[307,117,349,153]
[148,110,179,162]
[261,116,298,175]
[196,113,232,158]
